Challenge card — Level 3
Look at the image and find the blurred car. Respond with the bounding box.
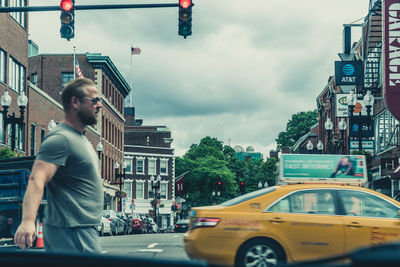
[116,211,134,234]
[126,213,147,234]
[97,215,113,236]
[184,184,400,267]
[174,219,189,233]
[103,210,127,235]
[145,217,159,233]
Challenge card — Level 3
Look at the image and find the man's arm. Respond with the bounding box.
[14,160,59,249]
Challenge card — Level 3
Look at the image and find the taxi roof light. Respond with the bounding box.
[192,217,220,229]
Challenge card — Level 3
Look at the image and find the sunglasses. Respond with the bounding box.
[83,97,102,105]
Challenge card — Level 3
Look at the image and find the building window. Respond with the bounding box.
[8,57,25,93]
[9,0,26,28]
[124,181,132,199]
[148,159,156,175]
[31,73,38,85]
[148,181,154,199]
[61,72,74,88]
[136,158,144,174]
[375,109,399,154]
[160,160,168,175]
[30,123,36,155]
[0,49,6,83]
[160,183,167,200]
[8,124,24,151]
[41,128,46,143]
[124,158,132,173]
[136,182,144,199]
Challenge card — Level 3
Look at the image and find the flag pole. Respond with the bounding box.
[73,46,76,79]
[129,44,133,107]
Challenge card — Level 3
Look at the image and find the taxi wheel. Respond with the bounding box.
[236,239,285,267]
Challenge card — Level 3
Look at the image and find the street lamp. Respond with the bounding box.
[317,140,324,154]
[150,174,161,228]
[338,118,347,154]
[324,117,333,154]
[306,140,314,154]
[96,141,103,160]
[1,91,28,151]
[48,119,57,132]
[258,182,262,190]
[114,161,126,212]
[264,181,269,188]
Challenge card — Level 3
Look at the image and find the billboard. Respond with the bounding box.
[280,154,367,184]
[336,94,374,118]
[383,0,400,121]
[335,61,364,85]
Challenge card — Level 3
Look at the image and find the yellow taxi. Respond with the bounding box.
[184,184,400,267]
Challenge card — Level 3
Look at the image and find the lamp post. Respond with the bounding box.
[258,182,262,190]
[1,91,28,151]
[96,141,103,160]
[48,119,57,132]
[150,174,161,228]
[324,118,333,154]
[338,118,347,154]
[306,140,314,154]
[114,161,126,212]
[317,140,324,154]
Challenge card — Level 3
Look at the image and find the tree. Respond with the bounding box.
[0,147,16,159]
[276,110,318,150]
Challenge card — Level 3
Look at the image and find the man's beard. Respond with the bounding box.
[78,110,98,126]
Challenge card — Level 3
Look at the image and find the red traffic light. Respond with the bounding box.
[60,0,74,11]
[218,181,222,185]
[179,0,192,9]
[240,182,244,186]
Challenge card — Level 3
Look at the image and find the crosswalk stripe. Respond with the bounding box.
[137,249,163,253]
[147,243,159,248]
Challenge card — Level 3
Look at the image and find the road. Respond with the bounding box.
[0,233,200,264]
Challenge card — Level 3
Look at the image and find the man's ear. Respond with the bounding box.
[71,96,80,110]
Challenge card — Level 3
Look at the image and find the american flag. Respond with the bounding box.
[75,56,83,78]
[131,47,141,55]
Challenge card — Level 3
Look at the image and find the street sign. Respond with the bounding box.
[335,61,363,85]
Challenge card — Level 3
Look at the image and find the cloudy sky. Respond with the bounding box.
[29,0,368,156]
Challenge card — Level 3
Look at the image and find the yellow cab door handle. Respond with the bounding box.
[347,222,362,228]
[269,217,284,223]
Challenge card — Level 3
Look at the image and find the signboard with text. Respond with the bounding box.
[335,61,364,85]
[280,154,367,184]
[383,0,400,121]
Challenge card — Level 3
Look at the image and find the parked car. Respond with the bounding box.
[174,219,189,233]
[145,217,158,233]
[97,216,112,236]
[126,213,147,234]
[102,210,127,235]
[116,211,134,234]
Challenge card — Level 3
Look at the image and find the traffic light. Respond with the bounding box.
[60,0,75,40]
[239,181,245,194]
[178,0,193,38]
[171,201,177,211]
[217,180,222,192]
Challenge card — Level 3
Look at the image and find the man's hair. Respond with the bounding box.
[61,77,96,111]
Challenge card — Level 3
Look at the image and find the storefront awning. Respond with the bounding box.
[391,165,400,180]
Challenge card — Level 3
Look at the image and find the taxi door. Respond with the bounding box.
[339,190,400,252]
[263,189,345,261]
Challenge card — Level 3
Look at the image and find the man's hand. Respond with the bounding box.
[14,221,37,249]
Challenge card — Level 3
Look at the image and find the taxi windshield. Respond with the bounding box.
[220,186,277,206]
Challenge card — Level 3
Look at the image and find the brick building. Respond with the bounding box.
[28,52,131,210]
[123,107,175,229]
[0,1,28,152]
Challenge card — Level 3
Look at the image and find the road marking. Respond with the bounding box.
[137,249,163,253]
[173,235,179,237]
[102,251,109,254]
[147,243,159,248]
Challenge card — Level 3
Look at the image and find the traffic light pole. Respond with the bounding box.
[0,3,179,13]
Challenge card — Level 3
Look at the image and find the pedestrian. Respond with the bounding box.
[14,77,104,254]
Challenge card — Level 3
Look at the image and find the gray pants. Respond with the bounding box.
[43,223,102,254]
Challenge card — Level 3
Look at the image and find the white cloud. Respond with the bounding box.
[29,0,368,157]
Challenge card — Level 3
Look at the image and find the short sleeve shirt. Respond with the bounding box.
[37,123,103,227]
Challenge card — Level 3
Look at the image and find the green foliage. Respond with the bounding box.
[0,147,16,159]
[176,136,279,207]
[276,110,318,150]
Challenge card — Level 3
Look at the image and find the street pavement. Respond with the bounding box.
[0,233,203,265]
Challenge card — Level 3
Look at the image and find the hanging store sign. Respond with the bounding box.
[335,61,364,85]
[383,0,400,121]
[336,94,349,117]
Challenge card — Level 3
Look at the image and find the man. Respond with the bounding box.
[330,156,354,178]
[14,77,103,253]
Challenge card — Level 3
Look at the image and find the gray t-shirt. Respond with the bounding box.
[37,123,103,228]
